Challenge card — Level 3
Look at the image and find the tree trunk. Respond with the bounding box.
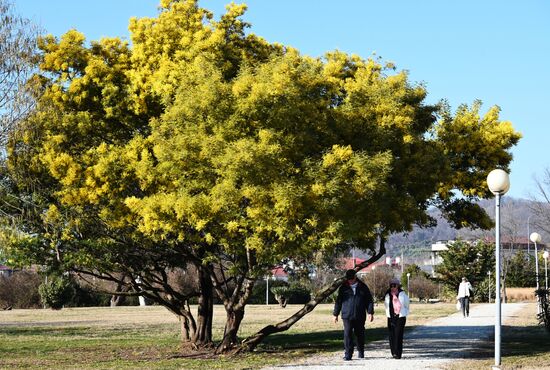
[502,276,508,303]
[110,294,125,307]
[110,278,128,307]
[192,265,214,345]
[180,315,194,341]
[236,240,386,353]
[275,294,287,307]
[216,307,245,353]
[210,250,258,354]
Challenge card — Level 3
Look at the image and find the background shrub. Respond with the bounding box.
[270,283,311,307]
[286,283,311,304]
[69,282,111,307]
[409,275,439,302]
[39,275,74,309]
[536,289,550,331]
[249,279,287,304]
[0,270,42,309]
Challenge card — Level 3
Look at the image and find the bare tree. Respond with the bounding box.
[530,168,550,239]
[0,0,40,147]
[409,276,439,302]
[361,265,395,301]
[499,199,526,302]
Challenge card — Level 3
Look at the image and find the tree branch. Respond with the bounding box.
[236,236,386,352]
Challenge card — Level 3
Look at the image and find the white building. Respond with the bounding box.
[430,240,453,277]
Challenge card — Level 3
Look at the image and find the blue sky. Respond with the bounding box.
[15,0,550,199]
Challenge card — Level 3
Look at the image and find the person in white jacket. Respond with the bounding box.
[384,278,410,359]
[457,277,473,317]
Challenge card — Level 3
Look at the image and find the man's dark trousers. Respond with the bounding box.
[459,297,470,317]
[388,317,406,358]
[343,318,365,359]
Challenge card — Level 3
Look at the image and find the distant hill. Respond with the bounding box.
[353,197,545,264]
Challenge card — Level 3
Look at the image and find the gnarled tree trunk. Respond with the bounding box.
[110,273,129,307]
[216,307,245,352]
[192,265,214,345]
[110,294,125,307]
[180,311,195,341]
[211,247,257,354]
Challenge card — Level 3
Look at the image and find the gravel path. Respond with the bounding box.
[263,303,527,370]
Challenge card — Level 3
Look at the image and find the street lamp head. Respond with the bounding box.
[406,272,411,277]
[487,169,510,195]
[530,232,542,244]
[544,251,549,259]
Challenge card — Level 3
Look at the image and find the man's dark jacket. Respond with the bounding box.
[333,280,374,322]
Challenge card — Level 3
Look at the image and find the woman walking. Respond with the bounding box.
[384,278,410,359]
[457,277,473,317]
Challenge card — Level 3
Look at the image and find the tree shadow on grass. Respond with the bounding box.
[390,324,550,360]
[258,323,550,361]
[256,327,388,353]
[397,324,495,359]
[501,324,550,357]
[0,322,175,338]
[0,326,91,336]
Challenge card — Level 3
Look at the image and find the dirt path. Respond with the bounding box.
[263,303,527,370]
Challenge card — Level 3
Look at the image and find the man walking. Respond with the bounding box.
[457,277,473,317]
[333,269,374,360]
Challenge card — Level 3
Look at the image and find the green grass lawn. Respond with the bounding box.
[0,302,505,369]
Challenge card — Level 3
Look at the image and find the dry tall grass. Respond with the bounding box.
[505,287,536,302]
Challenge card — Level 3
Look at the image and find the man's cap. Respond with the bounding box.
[389,278,400,286]
[345,269,356,280]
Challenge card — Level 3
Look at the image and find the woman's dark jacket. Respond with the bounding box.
[333,280,374,322]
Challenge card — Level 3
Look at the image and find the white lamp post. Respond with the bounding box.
[406,272,411,296]
[543,251,549,290]
[530,232,542,315]
[487,168,510,368]
[530,232,542,291]
[488,270,491,303]
[135,276,146,306]
[395,256,402,277]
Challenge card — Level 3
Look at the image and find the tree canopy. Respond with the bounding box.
[0,0,521,352]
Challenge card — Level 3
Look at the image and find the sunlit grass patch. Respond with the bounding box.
[0,303,471,369]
